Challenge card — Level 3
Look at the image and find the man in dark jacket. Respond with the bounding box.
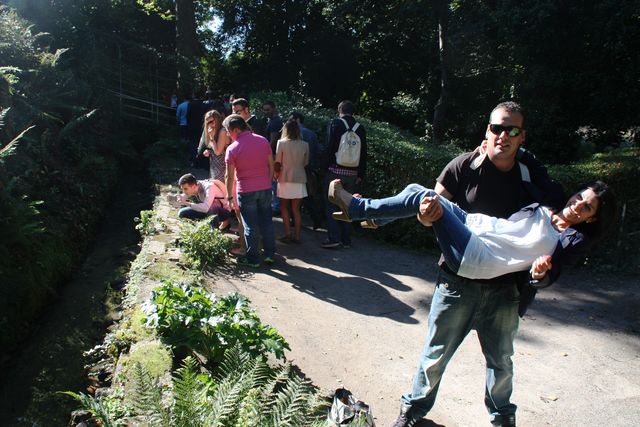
[321,100,367,248]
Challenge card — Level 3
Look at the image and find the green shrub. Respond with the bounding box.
[143,282,290,365]
[179,220,232,270]
[121,341,173,383]
[135,209,165,236]
[549,147,640,272]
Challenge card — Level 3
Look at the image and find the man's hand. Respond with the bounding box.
[530,255,552,279]
[203,149,211,157]
[177,194,189,206]
[417,196,443,227]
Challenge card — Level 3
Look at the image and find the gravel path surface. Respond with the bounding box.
[211,219,640,427]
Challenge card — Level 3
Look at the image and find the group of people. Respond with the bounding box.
[175,97,617,427]
[174,95,368,266]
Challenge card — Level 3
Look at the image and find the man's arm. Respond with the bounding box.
[267,153,275,180]
[416,181,451,226]
[225,163,236,208]
[517,147,566,209]
[189,183,216,213]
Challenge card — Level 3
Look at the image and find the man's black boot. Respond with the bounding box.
[501,414,516,427]
[390,403,418,427]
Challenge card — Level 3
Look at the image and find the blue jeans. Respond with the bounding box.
[271,179,280,212]
[178,207,208,220]
[237,189,276,263]
[324,171,358,245]
[349,183,519,423]
[349,184,471,272]
[403,269,519,424]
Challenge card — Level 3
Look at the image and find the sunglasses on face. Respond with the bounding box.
[489,124,523,137]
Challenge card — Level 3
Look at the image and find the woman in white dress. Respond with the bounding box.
[275,119,309,243]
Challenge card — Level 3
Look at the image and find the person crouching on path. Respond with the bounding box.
[223,114,276,268]
[174,174,232,230]
[275,119,309,244]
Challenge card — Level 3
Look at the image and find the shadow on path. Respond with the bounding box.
[265,261,420,324]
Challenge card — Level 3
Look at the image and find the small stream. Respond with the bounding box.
[0,167,153,426]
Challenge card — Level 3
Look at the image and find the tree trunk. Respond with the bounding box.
[175,0,199,92]
[432,0,450,145]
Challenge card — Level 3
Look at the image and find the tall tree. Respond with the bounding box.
[175,0,198,91]
[432,0,451,144]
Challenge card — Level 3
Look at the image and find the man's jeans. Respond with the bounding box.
[349,183,471,272]
[237,189,276,264]
[271,179,280,213]
[324,171,358,245]
[402,268,520,423]
[178,207,208,220]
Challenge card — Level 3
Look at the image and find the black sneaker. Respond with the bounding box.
[501,414,516,427]
[237,258,260,268]
[320,239,341,249]
[390,404,418,427]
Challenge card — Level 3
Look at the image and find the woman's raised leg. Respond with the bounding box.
[329,180,472,272]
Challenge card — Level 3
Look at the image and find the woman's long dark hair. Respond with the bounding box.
[572,180,617,242]
[281,119,301,141]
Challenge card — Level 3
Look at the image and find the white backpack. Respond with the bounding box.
[335,118,362,167]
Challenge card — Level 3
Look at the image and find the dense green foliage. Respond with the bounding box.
[143,282,291,364]
[0,6,144,360]
[179,219,233,270]
[67,347,327,426]
[174,1,638,164]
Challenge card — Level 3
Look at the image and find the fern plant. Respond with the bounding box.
[66,347,329,426]
[61,391,117,427]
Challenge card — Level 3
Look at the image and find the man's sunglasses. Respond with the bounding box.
[489,124,523,137]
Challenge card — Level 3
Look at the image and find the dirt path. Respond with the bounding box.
[210,218,640,427]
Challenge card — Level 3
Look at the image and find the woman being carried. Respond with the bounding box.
[328,179,616,285]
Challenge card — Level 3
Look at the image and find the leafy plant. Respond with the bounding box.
[66,347,328,426]
[143,282,290,364]
[61,391,117,427]
[179,219,232,270]
[134,209,162,236]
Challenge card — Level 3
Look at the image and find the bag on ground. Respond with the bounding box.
[327,387,375,426]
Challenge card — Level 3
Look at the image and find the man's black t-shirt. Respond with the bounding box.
[247,115,267,139]
[437,151,534,219]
